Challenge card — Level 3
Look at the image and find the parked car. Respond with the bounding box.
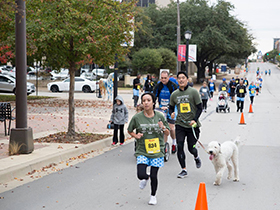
[0,74,36,95]
[80,64,91,74]
[50,68,69,80]
[0,65,13,74]
[92,69,107,77]
[47,77,97,93]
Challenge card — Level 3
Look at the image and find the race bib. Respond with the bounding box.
[137,85,140,90]
[239,89,244,93]
[160,98,169,106]
[180,103,191,113]
[251,90,255,94]
[202,89,207,92]
[210,84,214,87]
[145,138,160,154]
[222,87,226,91]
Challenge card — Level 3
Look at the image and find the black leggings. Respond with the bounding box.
[113,124,124,144]
[250,96,254,104]
[175,125,200,169]
[137,164,159,196]
[236,100,244,112]
[202,99,208,110]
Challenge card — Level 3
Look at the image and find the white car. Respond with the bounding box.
[0,74,35,95]
[50,68,69,80]
[47,77,97,93]
[0,65,13,75]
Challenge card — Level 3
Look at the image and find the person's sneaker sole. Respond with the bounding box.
[177,174,188,178]
[171,145,177,154]
[195,158,202,168]
[177,171,188,178]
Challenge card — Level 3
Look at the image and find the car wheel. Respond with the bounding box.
[50,85,59,92]
[13,88,16,95]
[82,85,91,93]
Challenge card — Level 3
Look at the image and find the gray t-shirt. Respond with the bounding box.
[170,87,202,128]
[199,86,211,100]
[127,111,170,158]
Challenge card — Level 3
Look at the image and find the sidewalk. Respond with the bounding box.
[0,90,136,192]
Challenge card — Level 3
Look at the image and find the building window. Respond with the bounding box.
[136,0,155,7]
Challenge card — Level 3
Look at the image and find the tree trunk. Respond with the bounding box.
[208,61,213,77]
[67,63,76,137]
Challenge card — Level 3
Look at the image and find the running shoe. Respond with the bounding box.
[177,170,188,178]
[139,179,148,190]
[111,142,116,146]
[171,145,177,154]
[195,157,202,168]
[120,143,124,145]
[148,196,157,205]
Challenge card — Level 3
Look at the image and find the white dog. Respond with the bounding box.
[207,141,240,186]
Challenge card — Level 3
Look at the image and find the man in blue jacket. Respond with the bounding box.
[153,71,178,154]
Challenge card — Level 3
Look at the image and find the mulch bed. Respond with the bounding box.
[34,132,112,144]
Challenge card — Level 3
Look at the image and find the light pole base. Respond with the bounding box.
[9,127,34,154]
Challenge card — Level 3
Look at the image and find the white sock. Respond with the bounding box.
[172,139,176,145]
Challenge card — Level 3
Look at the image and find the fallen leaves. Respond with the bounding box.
[34,132,111,144]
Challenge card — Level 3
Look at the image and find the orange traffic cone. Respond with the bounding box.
[249,104,253,113]
[239,112,246,125]
[194,182,208,210]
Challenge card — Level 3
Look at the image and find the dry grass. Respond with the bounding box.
[9,141,25,156]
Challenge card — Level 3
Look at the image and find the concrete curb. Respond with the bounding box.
[0,136,114,184]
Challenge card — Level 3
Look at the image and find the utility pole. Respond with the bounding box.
[113,54,118,104]
[176,0,181,74]
[10,0,34,154]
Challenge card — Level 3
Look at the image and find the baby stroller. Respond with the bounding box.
[216,91,230,113]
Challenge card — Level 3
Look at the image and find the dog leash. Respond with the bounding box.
[181,119,208,153]
[190,123,208,153]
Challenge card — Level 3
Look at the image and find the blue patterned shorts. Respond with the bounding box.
[137,155,164,167]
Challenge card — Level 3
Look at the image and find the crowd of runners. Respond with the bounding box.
[110,67,270,205]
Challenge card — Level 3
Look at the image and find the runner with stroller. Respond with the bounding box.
[216,91,230,113]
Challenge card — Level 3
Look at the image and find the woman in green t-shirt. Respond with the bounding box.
[128,93,170,205]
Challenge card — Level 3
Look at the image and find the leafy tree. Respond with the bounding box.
[134,0,256,83]
[157,48,176,72]
[216,55,245,68]
[263,49,279,62]
[118,55,132,72]
[0,0,15,64]
[132,48,162,74]
[0,46,14,64]
[133,7,154,52]
[7,0,137,137]
[179,0,256,82]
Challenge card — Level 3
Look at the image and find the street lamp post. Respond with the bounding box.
[184,30,192,76]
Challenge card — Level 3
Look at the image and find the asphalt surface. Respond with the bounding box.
[0,62,279,209]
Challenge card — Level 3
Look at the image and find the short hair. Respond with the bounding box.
[177,71,189,79]
[161,70,169,76]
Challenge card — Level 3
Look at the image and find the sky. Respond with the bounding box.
[209,0,280,58]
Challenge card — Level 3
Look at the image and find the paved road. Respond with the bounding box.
[1,62,280,209]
